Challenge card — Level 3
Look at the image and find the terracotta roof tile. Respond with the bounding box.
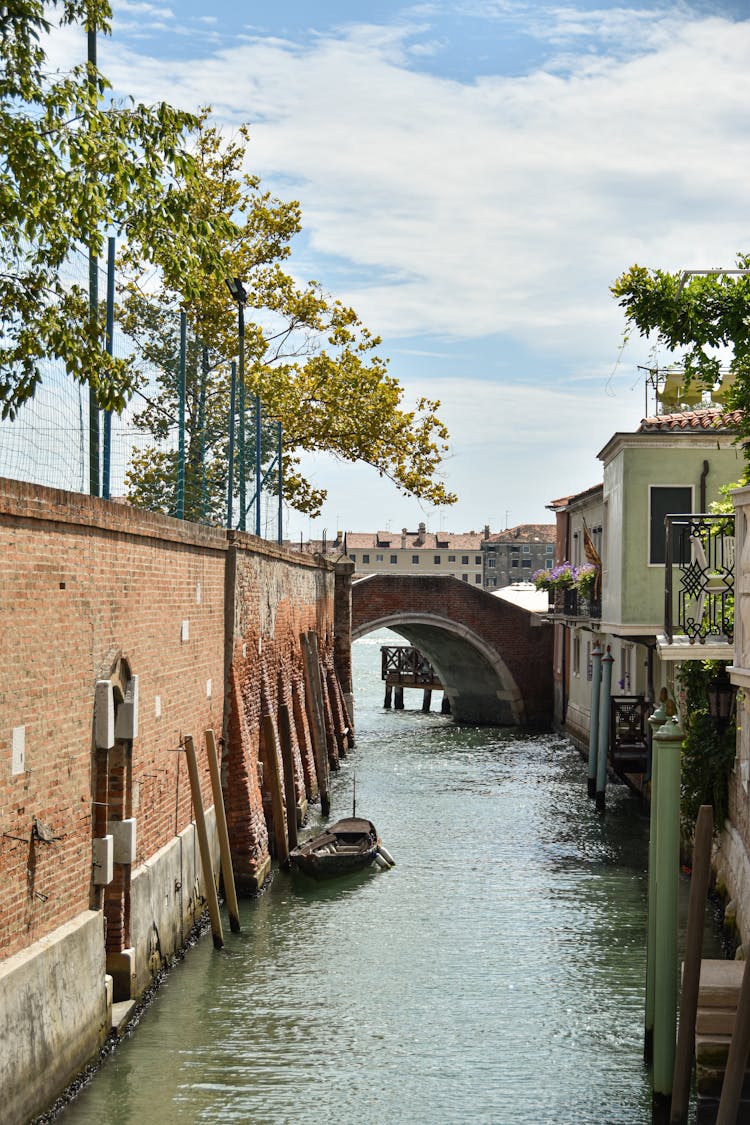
[485,523,555,544]
[638,407,743,433]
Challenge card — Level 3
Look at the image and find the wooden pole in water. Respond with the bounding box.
[277,703,299,850]
[183,735,223,949]
[261,713,290,866]
[670,803,713,1124]
[595,647,614,811]
[204,729,240,934]
[300,633,330,815]
[587,642,602,798]
[422,688,432,712]
[717,958,750,1124]
[652,716,683,1110]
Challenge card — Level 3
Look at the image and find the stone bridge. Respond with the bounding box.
[351,574,553,727]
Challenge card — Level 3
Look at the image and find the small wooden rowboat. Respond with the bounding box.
[288,817,393,879]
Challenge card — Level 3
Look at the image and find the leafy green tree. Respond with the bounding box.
[612,258,750,478]
[0,0,229,419]
[119,116,456,519]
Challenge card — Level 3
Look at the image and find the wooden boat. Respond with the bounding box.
[288,817,382,879]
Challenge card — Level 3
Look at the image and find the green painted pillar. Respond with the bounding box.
[652,714,683,1110]
[644,695,669,1063]
[595,647,614,812]
[587,642,603,798]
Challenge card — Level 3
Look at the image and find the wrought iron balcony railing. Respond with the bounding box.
[663,513,735,644]
[560,587,602,620]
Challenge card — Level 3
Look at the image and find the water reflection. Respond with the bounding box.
[58,629,722,1125]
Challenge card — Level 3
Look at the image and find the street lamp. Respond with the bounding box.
[225,277,247,530]
[707,664,735,729]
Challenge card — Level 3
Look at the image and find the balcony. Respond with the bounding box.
[545,586,601,620]
[659,513,734,660]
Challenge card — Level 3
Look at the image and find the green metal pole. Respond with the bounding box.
[102,236,115,501]
[176,310,186,519]
[645,696,669,1063]
[277,421,283,545]
[255,393,262,537]
[588,642,602,798]
[199,346,208,521]
[652,715,683,1110]
[238,304,246,532]
[227,361,236,530]
[595,647,614,812]
[87,24,99,498]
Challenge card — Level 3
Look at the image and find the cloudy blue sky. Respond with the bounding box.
[57,1,750,537]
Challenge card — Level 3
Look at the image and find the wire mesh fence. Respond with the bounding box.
[0,245,285,540]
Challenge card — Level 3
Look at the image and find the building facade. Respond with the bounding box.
[481,523,556,589]
[345,523,487,585]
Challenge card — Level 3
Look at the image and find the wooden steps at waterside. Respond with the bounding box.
[695,959,750,1123]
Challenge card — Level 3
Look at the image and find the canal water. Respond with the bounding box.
[58,630,722,1124]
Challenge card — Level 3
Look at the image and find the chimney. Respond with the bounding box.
[484,524,490,540]
[417,521,426,545]
[401,527,407,549]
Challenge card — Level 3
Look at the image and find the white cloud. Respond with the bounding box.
[93,8,750,372]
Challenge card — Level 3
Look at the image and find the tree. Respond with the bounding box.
[0,0,229,419]
[118,116,456,519]
[611,258,750,478]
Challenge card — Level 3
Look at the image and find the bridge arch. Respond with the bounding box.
[351,575,553,727]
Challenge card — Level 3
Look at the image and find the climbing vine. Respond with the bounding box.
[677,660,736,835]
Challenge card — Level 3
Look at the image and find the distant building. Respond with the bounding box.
[345,522,488,584]
[481,524,556,589]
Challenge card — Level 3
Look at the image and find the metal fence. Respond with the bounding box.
[0,244,285,540]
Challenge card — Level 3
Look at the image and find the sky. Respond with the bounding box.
[55,1,750,538]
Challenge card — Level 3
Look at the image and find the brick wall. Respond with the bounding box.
[0,478,347,961]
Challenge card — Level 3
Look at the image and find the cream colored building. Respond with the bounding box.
[345,522,486,585]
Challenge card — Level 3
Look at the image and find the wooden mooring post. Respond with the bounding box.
[183,735,224,950]
[204,728,240,934]
[301,632,330,815]
[277,703,299,851]
[670,803,713,1124]
[261,713,290,867]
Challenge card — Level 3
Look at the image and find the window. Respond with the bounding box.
[522,545,530,554]
[650,486,692,564]
[545,559,553,569]
[462,555,469,564]
[475,556,481,564]
[620,644,633,693]
[511,545,520,553]
[572,634,581,676]
[461,574,469,582]
[349,554,355,562]
[488,557,496,568]
[521,559,532,568]
[390,554,397,564]
[511,559,520,568]
[488,577,497,587]
[475,574,482,583]
[376,553,383,562]
[448,554,456,562]
[434,555,441,564]
[362,553,370,563]
[546,545,554,554]
[412,555,420,564]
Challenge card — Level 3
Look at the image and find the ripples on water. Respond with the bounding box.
[60,630,712,1125]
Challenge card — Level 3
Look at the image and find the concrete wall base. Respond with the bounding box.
[714,820,750,945]
[0,910,110,1125]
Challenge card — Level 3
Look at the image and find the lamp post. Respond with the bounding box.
[225,277,247,531]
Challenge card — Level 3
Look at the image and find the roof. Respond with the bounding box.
[638,407,744,433]
[546,483,603,512]
[346,530,484,550]
[485,523,555,545]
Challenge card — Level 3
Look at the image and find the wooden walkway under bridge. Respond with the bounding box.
[381,645,450,713]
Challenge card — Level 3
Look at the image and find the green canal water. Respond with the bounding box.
[58,630,723,1124]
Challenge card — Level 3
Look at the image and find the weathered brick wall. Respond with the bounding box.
[0,478,346,960]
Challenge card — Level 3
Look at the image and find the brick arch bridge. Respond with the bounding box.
[351,574,553,727]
